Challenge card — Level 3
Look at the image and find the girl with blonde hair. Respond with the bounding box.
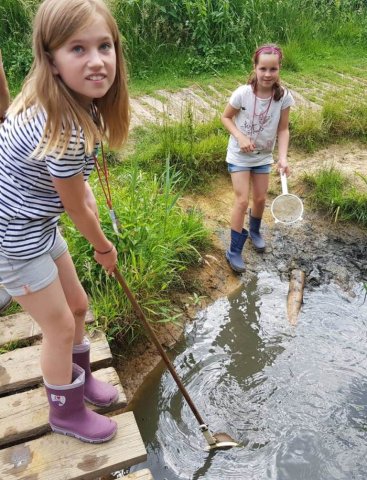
[0,0,129,442]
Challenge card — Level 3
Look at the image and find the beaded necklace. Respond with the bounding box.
[251,93,273,153]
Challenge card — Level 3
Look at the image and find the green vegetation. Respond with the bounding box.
[303,168,367,226]
[131,110,227,189]
[62,160,209,343]
[2,0,367,92]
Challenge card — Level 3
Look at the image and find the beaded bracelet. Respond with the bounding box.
[95,245,113,255]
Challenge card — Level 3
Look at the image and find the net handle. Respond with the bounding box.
[281,171,288,195]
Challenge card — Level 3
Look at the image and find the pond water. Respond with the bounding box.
[123,271,367,480]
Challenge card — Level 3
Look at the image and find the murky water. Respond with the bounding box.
[124,271,367,480]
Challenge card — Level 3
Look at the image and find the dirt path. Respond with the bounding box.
[116,85,367,403]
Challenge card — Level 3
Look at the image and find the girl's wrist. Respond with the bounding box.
[235,132,246,141]
[94,242,113,254]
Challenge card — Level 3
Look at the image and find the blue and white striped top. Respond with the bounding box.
[0,108,96,259]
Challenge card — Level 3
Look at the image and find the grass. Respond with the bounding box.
[3,1,367,93]
[303,168,367,226]
[61,159,210,343]
[130,109,227,190]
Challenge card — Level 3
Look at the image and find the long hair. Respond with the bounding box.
[248,43,284,101]
[8,0,130,156]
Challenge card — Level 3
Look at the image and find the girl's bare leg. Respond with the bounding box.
[56,251,118,407]
[230,171,251,231]
[14,278,75,385]
[13,251,88,386]
[251,173,269,217]
[55,250,89,345]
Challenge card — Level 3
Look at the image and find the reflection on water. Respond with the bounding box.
[125,272,367,480]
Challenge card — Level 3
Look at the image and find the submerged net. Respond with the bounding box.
[271,193,303,224]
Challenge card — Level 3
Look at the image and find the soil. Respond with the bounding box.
[113,85,367,403]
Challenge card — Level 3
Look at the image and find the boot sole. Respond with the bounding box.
[50,423,117,443]
[225,252,246,273]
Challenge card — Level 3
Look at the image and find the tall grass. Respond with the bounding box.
[131,107,227,189]
[127,93,367,190]
[2,0,367,86]
[303,168,367,226]
[0,0,35,93]
[111,0,367,76]
[62,160,209,343]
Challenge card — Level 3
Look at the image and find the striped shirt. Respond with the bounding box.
[0,108,96,259]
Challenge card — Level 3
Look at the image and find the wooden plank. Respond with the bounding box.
[0,411,147,480]
[0,367,127,448]
[0,310,94,347]
[0,311,42,347]
[0,331,112,395]
[124,469,154,479]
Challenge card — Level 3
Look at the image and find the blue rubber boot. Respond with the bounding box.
[249,212,265,252]
[225,228,248,273]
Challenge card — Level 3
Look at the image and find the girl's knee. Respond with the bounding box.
[45,313,75,346]
[70,291,89,319]
[253,196,266,208]
[235,198,249,212]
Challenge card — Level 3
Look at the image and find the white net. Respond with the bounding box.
[271,194,303,224]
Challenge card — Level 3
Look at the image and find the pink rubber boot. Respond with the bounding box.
[73,338,118,406]
[44,364,117,443]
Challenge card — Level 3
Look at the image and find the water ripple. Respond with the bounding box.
[130,277,367,480]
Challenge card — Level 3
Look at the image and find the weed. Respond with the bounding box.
[303,167,367,226]
[62,159,209,343]
[189,292,207,307]
[131,106,227,189]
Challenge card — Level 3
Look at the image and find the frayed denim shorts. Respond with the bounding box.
[0,229,68,297]
[227,163,272,174]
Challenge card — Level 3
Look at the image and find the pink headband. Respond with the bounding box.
[255,46,282,61]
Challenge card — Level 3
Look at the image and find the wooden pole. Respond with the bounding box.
[287,269,305,326]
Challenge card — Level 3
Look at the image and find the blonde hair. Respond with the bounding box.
[9,0,130,156]
[248,43,284,102]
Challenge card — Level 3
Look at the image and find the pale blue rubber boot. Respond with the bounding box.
[249,212,265,252]
[225,228,248,273]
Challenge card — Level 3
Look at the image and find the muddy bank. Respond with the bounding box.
[115,156,367,403]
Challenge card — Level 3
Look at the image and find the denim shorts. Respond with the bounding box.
[0,229,68,296]
[227,163,272,174]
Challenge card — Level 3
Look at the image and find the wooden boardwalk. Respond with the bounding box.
[0,310,153,479]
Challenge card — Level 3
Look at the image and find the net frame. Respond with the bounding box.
[271,193,304,224]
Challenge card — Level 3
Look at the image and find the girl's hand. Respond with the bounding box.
[237,133,256,153]
[277,160,290,176]
[94,244,117,275]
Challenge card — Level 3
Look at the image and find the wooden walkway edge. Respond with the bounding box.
[0,310,154,480]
